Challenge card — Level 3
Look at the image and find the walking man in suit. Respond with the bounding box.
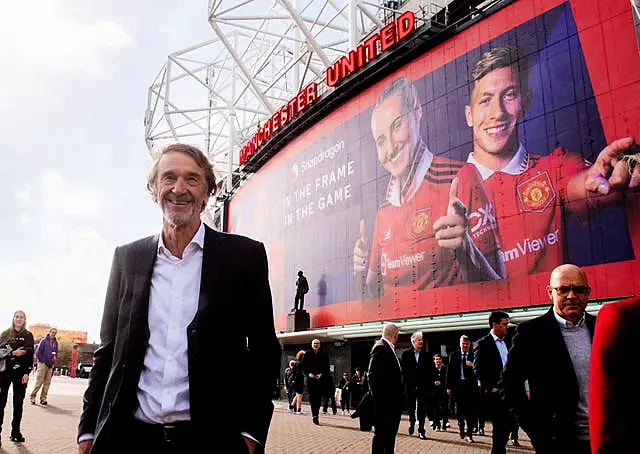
[369,323,404,453]
[400,332,431,439]
[473,311,514,453]
[589,295,640,454]
[77,143,281,454]
[430,354,449,431]
[301,338,330,425]
[499,263,596,453]
[446,335,478,443]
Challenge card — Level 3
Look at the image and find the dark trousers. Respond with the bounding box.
[406,390,427,432]
[308,381,323,417]
[322,392,337,414]
[454,383,477,438]
[477,389,487,430]
[484,391,510,454]
[0,371,27,434]
[431,391,449,428]
[372,408,402,454]
[341,390,351,411]
[510,417,520,441]
[294,293,305,311]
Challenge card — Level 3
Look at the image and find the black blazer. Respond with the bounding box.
[473,333,509,393]
[368,339,404,413]
[445,349,475,392]
[400,348,432,394]
[432,364,447,395]
[78,226,281,452]
[498,308,596,445]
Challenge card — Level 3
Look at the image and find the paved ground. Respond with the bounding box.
[0,376,534,453]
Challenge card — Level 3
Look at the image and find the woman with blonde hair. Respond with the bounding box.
[0,310,35,445]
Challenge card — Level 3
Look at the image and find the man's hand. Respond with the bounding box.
[585,137,640,194]
[447,389,453,397]
[434,380,441,386]
[309,373,316,379]
[353,220,369,274]
[433,178,468,249]
[21,374,29,385]
[13,347,26,357]
[490,387,498,393]
[78,440,93,454]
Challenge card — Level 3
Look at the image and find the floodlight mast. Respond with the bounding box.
[145,0,446,229]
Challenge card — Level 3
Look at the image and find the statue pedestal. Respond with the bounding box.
[287,309,310,332]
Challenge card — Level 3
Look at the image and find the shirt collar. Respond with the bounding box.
[386,139,434,206]
[490,331,505,342]
[382,338,396,350]
[466,143,528,181]
[158,222,205,256]
[553,309,586,328]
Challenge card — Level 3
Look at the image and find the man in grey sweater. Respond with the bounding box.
[499,264,596,454]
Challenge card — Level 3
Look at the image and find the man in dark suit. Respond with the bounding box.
[499,264,596,454]
[300,338,330,425]
[446,335,478,443]
[400,331,431,439]
[368,323,404,453]
[589,296,640,454]
[77,143,281,454]
[473,311,513,453]
[430,354,449,431]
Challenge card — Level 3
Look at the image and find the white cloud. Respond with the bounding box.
[41,171,105,219]
[0,0,131,76]
[0,0,131,110]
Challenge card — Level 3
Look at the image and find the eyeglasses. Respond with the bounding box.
[550,286,590,296]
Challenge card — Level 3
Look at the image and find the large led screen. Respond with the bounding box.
[230,0,640,331]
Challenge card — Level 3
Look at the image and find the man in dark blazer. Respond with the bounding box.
[77,143,281,454]
[400,331,431,439]
[368,323,404,453]
[446,335,478,443]
[473,310,512,453]
[300,338,330,425]
[430,354,448,431]
[589,296,640,454]
[499,264,596,454]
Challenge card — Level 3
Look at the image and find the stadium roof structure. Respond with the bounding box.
[144,0,496,227]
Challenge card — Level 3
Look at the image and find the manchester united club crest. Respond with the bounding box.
[411,208,431,237]
[517,171,556,212]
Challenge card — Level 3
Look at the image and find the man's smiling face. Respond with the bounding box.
[465,66,529,160]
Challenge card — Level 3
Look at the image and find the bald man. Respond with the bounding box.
[499,264,596,454]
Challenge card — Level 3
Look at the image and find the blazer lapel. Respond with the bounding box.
[127,235,159,360]
[192,226,222,323]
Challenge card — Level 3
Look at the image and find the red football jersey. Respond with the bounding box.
[369,157,502,294]
[482,147,585,277]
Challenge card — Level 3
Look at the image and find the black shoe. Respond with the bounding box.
[312,416,319,425]
[459,433,465,440]
[40,400,48,406]
[408,425,415,436]
[512,439,521,447]
[418,433,427,440]
[350,411,359,419]
[472,427,478,434]
[10,433,25,443]
[478,428,485,436]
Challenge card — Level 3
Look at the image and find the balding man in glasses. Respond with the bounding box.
[499,264,597,454]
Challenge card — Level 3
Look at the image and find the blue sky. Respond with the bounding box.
[1,0,214,342]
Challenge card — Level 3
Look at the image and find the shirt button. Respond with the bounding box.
[176,263,183,268]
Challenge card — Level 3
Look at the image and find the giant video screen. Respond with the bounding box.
[230,0,640,331]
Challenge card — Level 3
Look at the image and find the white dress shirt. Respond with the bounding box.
[490,331,508,367]
[134,223,205,424]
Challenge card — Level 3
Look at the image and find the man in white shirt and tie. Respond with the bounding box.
[446,335,478,443]
[474,311,516,454]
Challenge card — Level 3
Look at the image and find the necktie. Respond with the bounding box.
[461,352,467,379]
